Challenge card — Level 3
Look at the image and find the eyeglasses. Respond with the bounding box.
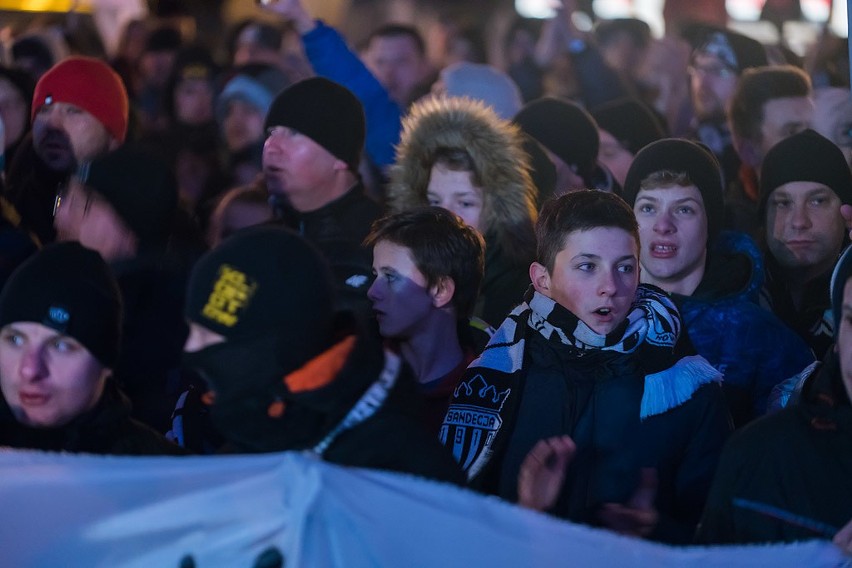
[53,184,94,218]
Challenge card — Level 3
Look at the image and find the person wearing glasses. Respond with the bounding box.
[53,145,186,435]
[685,26,767,192]
[5,57,129,245]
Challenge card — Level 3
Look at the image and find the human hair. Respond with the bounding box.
[207,183,272,247]
[639,170,693,191]
[366,24,426,56]
[365,206,485,319]
[431,147,482,186]
[728,65,812,142]
[536,190,639,273]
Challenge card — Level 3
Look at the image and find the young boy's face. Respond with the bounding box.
[368,240,436,339]
[633,184,708,292]
[532,226,639,335]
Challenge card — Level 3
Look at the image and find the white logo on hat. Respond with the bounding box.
[345,274,369,288]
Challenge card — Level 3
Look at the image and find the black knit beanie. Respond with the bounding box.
[514,97,599,181]
[76,145,178,251]
[759,129,852,215]
[0,242,122,367]
[591,98,666,156]
[264,77,365,172]
[186,225,335,352]
[623,138,725,242]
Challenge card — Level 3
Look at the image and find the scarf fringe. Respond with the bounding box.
[641,355,722,419]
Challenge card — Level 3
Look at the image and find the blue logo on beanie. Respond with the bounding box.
[45,305,70,331]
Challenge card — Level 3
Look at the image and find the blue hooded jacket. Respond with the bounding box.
[675,231,815,426]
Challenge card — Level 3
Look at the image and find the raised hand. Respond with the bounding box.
[597,468,659,538]
[517,435,576,512]
[259,0,315,34]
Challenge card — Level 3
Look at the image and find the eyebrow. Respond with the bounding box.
[571,253,636,263]
[773,187,833,199]
[427,190,480,197]
[635,195,702,205]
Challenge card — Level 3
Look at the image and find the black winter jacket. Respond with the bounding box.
[697,351,852,544]
[0,379,184,455]
[277,183,382,322]
[493,331,732,543]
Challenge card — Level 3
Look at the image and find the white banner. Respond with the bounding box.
[0,449,846,568]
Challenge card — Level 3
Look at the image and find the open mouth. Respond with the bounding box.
[594,307,612,316]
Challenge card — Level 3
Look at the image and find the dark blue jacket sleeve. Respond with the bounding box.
[301,21,402,168]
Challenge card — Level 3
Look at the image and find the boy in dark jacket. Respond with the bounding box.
[365,207,488,434]
[442,190,731,543]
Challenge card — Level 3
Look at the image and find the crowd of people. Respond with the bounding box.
[0,0,850,554]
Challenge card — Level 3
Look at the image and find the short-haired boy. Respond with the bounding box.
[622,138,814,426]
[365,206,486,433]
[442,190,732,543]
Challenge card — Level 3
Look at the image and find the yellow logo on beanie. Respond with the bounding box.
[202,265,257,327]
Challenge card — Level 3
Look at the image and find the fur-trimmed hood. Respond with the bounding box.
[387,97,537,264]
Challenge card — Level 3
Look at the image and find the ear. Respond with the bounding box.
[529,262,551,296]
[430,276,456,309]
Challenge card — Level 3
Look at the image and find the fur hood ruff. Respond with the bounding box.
[387,97,537,264]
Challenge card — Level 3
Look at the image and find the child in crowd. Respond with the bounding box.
[443,190,732,543]
[365,206,486,433]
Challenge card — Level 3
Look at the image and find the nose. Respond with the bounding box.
[19,346,48,383]
[366,278,383,302]
[653,210,676,234]
[790,202,812,230]
[598,269,617,296]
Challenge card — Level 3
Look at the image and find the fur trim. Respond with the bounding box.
[640,355,722,419]
[387,97,537,263]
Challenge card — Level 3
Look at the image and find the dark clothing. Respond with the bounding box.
[0,199,38,289]
[697,352,852,544]
[723,165,761,239]
[112,254,189,433]
[0,379,183,455]
[309,335,463,483]
[276,184,382,321]
[4,133,67,245]
[418,349,477,437]
[499,331,731,543]
[692,119,742,196]
[568,41,633,109]
[478,235,533,326]
[442,287,732,543]
[678,232,815,426]
[760,254,835,359]
[188,324,464,484]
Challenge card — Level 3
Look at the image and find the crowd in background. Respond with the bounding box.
[0,0,850,555]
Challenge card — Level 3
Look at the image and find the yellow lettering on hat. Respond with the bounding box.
[201,265,257,327]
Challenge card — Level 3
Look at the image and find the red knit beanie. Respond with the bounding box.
[31,56,129,143]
